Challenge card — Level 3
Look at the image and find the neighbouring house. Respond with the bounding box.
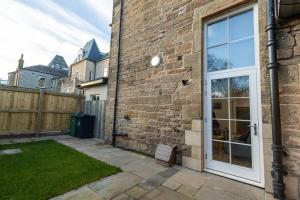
[8,54,68,91]
[0,79,7,85]
[61,39,109,101]
[106,0,300,199]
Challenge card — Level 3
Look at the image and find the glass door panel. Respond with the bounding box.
[205,69,261,183]
[210,75,252,168]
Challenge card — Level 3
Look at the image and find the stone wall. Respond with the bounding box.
[276,17,300,200]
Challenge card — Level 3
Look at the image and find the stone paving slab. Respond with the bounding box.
[139,175,165,191]
[9,138,33,144]
[177,184,198,198]
[194,185,244,200]
[162,179,182,190]
[52,186,104,200]
[140,189,162,200]
[0,148,22,155]
[111,193,134,200]
[167,170,207,189]
[0,139,13,145]
[126,186,148,199]
[88,172,143,199]
[205,174,265,200]
[153,186,193,200]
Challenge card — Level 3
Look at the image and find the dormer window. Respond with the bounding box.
[76,48,86,62]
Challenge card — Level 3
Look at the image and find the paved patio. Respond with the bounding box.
[1,135,265,200]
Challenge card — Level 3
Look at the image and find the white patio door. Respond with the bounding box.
[204,5,263,184]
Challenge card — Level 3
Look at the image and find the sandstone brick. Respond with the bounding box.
[278,65,299,85]
[191,146,202,160]
[284,176,299,200]
[185,130,201,146]
[182,156,202,171]
[192,119,202,132]
[263,138,273,156]
[265,192,276,200]
[277,48,293,59]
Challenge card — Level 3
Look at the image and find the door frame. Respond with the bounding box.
[202,3,265,187]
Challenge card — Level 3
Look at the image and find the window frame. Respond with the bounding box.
[204,4,259,76]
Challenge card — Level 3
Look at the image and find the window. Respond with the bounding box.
[206,10,255,72]
[74,71,80,80]
[38,77,45,88]
[91,95,100,101]
[103,67,108,77]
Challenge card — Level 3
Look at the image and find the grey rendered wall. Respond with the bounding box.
[18,70,56,91]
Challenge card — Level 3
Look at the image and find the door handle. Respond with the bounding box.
[248,124,257,136]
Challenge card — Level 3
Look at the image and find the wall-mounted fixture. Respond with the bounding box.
[182,79,191,86]
[151,56,161,67]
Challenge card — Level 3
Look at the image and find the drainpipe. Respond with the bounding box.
[112,0,124,147]
[265,0,285,199]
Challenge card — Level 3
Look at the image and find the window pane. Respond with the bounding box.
[230,120,251,144]
[231,144,252,168]
[213,141,230,163]
[229,38,254,68]
[211,78,228,98]
[208,45,228,72]
[207,19,228,47]
[212,99,228,119]
[230,76,249,97]
[212,119,229,141]
[229,10,254,41]
[230,98,250,120]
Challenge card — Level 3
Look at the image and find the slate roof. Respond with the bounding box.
[48,55,68,70]
[83,39,105,62]
[73,39,105,64]
[96,53,110,63]
[22,65,68,77]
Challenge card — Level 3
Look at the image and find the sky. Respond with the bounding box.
[0,0,113,80]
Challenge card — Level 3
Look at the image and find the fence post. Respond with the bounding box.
[35,89,45,136]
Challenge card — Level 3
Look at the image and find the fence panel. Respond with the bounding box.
[0,86,83,138]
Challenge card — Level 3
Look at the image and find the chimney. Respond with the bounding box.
[18,54,24,69]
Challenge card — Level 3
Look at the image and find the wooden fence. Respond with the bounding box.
[0,85,83,138]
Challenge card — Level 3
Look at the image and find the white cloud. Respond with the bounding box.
[85,0,113,25]
[0,0,112,80]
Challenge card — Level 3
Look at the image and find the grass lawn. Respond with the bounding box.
[0,140,121,200]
